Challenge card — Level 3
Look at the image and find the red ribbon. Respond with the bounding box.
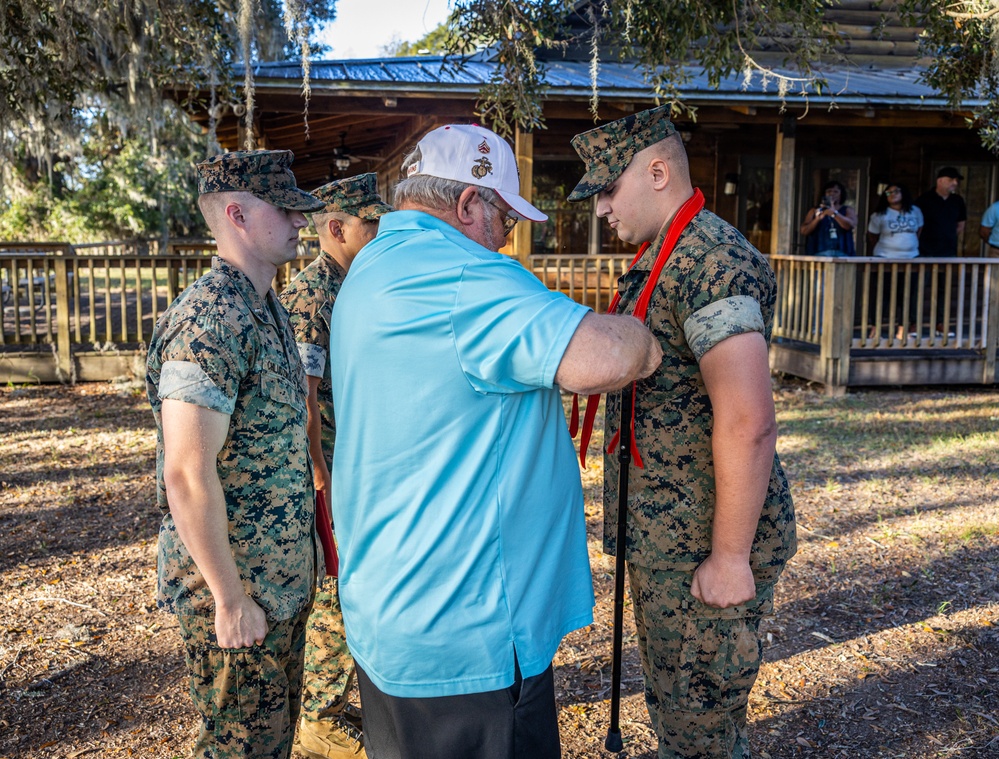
[315,489,339,578]
[572,188,705,468]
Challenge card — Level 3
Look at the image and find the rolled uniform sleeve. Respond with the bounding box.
[684,295,765,361]
[672,244,770,362]
[296,342,328,379]
[155,316,246,412]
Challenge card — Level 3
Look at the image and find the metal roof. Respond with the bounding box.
[247,55,984,110]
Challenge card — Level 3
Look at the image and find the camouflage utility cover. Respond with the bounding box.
[147,257,320,621]
[197,149,325,211]
[568,104,676,201]
[602,210,796,580]
[311,173,393,220]
[279,251,347,467]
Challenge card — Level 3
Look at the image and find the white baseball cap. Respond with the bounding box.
[406,124,547,222]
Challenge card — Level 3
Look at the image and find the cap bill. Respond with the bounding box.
[495,190,548,223]
[266,187,327,211]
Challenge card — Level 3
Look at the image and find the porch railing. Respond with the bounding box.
[0,238,329,382]
[4,242,998,390]
[769,254,999,390]
[529,254,632,312]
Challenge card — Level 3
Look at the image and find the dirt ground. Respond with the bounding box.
[0,379,997,758]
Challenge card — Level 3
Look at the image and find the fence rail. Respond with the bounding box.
[3,243,998,390]
[769,254,999,390]
[529,254,632,311]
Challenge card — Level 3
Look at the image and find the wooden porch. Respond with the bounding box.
[769,254,999,393]
[3,244,998,393]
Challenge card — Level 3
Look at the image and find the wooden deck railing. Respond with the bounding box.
[0,238,329,382]
[3,242,998,390]
[769,255,999,391]
[529,254,632,312]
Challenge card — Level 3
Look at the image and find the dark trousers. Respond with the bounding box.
[356,660,561,759]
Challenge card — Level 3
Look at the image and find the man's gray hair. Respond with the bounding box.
[394,145,504,213]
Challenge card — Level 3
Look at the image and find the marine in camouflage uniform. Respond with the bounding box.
[279,173,392,759]
[147,150,325,759]
[569,107,796,758]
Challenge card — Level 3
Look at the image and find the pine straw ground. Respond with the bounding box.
[0,378,996,759]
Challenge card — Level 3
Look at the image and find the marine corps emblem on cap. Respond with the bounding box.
[471,157,493,180]
[406,123,547,222]
[196,149,325,211]
[567,104,677,202]
[310,173,394,220]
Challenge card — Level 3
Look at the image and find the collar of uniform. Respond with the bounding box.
[317,249,348,280]
[628,216,674,273]
[629,205,705,273]
[211,255,275,324]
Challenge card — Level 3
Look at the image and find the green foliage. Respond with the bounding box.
[445,0,838,136]
[449,0,573,136]
[0,0,337,149]
[0,0,337,241]
[901,0,999,153]
[0,103,206,242]
[608,0,833,110]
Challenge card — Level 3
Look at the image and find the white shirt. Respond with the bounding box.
[868,206,924,258]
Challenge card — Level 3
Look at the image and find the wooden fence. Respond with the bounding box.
[3,242,998,391]
[769,254,999,392]
[0,239,326,382]
[529,254,632,312]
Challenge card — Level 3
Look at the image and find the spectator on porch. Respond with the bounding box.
[978,197,999,254]
[915,167,966,257]
[866,183,923,341]
[867,183,922,259]
[799,180,857,257]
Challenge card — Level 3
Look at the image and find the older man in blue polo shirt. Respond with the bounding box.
[328,123,662,759]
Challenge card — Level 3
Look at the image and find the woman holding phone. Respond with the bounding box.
[800,180,858,256]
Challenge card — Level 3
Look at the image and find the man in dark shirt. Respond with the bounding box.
[915,166,967,257]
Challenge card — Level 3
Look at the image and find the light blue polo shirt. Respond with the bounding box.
[982,201,999,247]
[329,210,594,698]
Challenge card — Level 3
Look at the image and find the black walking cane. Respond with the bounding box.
[605,383,633,753]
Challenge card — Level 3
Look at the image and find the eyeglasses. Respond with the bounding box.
[885,188,901,196]
[481,194,519,237]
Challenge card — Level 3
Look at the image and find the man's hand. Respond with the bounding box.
[215,594,269,648]
[690,553,757,609]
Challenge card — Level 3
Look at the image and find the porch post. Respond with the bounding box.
[820,259,855,395]
[771,117,796,256]
[512,126,535,265]
[984,261,999,383]
[53,249,73,382]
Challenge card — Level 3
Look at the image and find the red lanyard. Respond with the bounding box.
[570,188,705,468]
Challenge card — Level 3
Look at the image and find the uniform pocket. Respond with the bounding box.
[260,369,306,413]
[200,645,264,724]
[672,587,772,713]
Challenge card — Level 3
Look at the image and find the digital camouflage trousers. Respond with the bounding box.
[177,604,311,759]
[628,563,775,759]
[301,575,355,723]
